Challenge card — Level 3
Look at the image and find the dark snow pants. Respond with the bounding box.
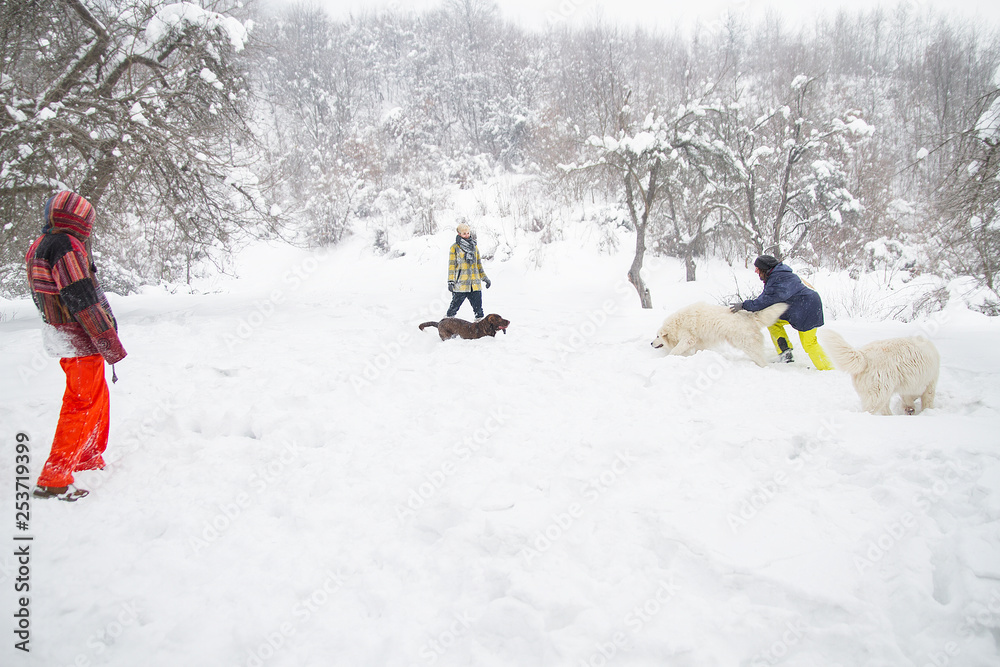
[446,290,484,319]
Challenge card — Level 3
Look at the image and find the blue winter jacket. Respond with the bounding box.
[741,263,824,331]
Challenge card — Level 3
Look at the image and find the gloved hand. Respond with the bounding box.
[729,302,744,313]
[484,278,491,289]
[448,281,455,292]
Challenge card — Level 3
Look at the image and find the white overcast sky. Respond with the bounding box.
[282,0,1000,31]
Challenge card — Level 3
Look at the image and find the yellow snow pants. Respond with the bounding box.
[768,321,834,370]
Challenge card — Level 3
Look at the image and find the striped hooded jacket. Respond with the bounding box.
[447,237,489,293]
[25,191,127,364]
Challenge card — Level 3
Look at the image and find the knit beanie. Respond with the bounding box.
[753,255,780,274]
[44,191,95,239]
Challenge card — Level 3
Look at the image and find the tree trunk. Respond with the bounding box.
[623,159,658,309]
[79,144,118,207]
[743,179,765,254]
[770,146,797,257]
[627,222,653,308]
[685,252,697,282]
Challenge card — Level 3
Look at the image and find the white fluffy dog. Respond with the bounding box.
[822,330,940,415]
[650,302,789,367]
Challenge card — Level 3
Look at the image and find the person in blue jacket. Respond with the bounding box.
[731,255,833,370]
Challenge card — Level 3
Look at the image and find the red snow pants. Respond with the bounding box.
[37,355,110,487]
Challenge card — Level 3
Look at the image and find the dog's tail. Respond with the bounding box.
[418,321,438,331]
[750,302,789,328]
[822,330,866,375]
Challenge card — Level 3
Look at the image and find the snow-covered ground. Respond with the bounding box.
[2,230,999,667]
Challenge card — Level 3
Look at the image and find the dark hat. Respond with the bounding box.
[754,255,780,273]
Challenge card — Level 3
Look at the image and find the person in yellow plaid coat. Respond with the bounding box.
[446,222,490,319]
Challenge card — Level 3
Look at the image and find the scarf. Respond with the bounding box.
[457,235,476,261]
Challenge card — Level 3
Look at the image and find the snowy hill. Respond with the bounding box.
[1,233,999,666]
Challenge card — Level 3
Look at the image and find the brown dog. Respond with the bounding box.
[419,314,510,340]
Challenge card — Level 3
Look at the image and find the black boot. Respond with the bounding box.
[777,337,793,363]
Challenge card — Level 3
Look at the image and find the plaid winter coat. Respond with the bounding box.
[25,191,127,364]
[448,238,489,293]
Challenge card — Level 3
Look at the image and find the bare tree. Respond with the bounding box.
[716,74,872,260]
[935,69,1000,300]
[583,98,732,303]
[0,0,275,288]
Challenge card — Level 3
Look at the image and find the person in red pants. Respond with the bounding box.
[25,191,127,501]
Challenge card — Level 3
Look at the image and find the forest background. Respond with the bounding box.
[2,0,999,314]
